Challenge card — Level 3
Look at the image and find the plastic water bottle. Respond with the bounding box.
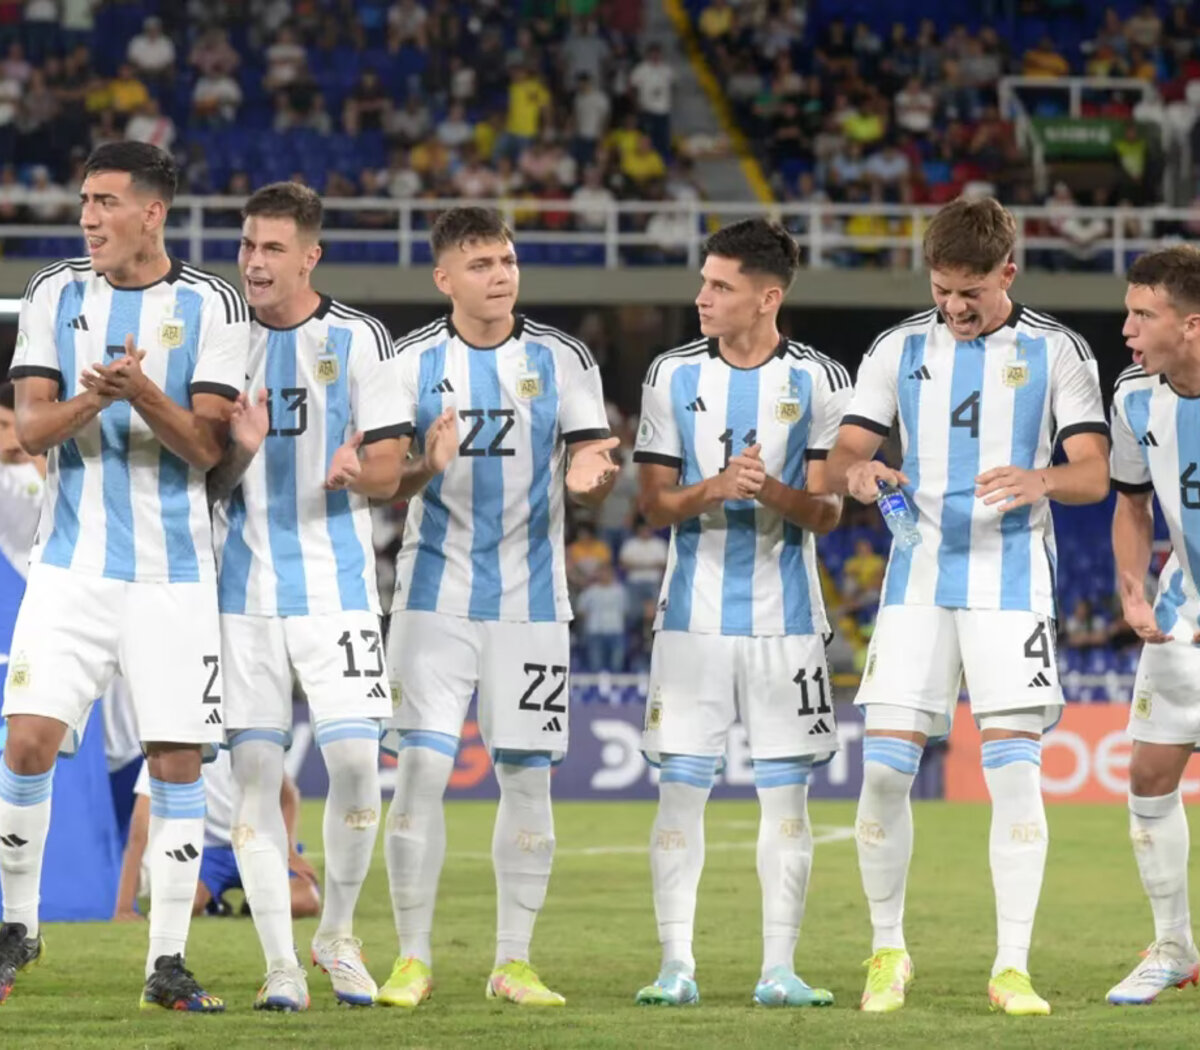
[876,478,922,549]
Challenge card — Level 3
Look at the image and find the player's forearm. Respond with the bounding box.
[349,456,404,501]
[1042,455,1110,505]
[1113,493,1155,593]
[820,444,865,496]
[392,456,438,501]
[16,391,106,455]
[640,477,721,529]
[131,383,226,470]
[757,476,842,534]
[206,439,259,503]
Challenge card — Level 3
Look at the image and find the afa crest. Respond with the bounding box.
[315,354,339,384]
[1002,361,1029,389]
[1134,691,1152,719]
[775,397,801,424]
[159,318,185,349]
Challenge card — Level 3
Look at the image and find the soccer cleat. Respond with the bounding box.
[376,956,433,1008]
[753,965,834,1007]
[139,954,225,1012]
[988,968,1050,1015]
[1107,941,1200,1005]
[254,965,309,1012]
[0,922,42,1004]
[486,960,566,1006]
[635,960,699,1006]
[860,948,913,1013]
[311,934,377,1006]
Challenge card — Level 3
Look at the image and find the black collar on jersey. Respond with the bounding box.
[706,335,788,371]
[101,255,183,292]
[446,313,525,350]
[935,301,1024,336]
[1161,373,1200,400]
[250,293,332,331]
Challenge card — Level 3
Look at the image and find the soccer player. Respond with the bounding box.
[0,381,46,588]
[820,197,1110,1015]
[1,142,248,1010]
[630,219,851,1008]
[1107,245,1200,1004]
[377,207,617,1009]
[207,182,405,1010]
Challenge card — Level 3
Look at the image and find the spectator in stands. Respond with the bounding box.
[505,62,551,158]
[567,520,612,590]
[388,95,431,148]
[1126,3,1162,51]
[274,89,333,135]
[630,43,673,158]
[89,108,121,150]
[264,25,307,92]
[124,98,175,153]
[436,101,473,150]
[561,16,611,91]
[447,54,475,107]
[388,0,428,47]
[355,170,394,229]
[572,71,611,168]
[698,0,733,42]
[14,66,56,164]
[190,26,240,78]
[384,147,423,199]
[1059,186,1111,272]
[25,164,68,222]
[1023,36,1070,78]
[109,63,150,120]
[0,163,26,226]
[841,537,885,616]
[576,563,629,673]
[572,163,615,231]
[619,518,668,613]
[894,76,937,137]
[621,133,666,188]
[1064,598,1111,652]
[409,134,451,182]
[452,145,499,198]
[865,140,911,201]
[192,67,243,128]
[343,69,391,136]
[126,16,175,87]
[60,0,95,55]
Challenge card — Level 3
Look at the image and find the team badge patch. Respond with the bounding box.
[646,688,663,730]
[315,354,339,384]
[1133,690,1152,719]
[7,654,29,690]
[636,417,655,448]
[864,652,877,682]
[516,372,542,398]
[159,318,185,349]
[1002,361,1029,388]
[390,683,402,709]
[775,397,801,424]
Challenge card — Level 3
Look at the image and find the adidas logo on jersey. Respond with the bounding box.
[367,682,388,700]
[166,843,199,862]
[204,709,222,725]
[1028,672,1052,688]
[1139,432,1158,447]
[542,716,562,733]
[684,397,707,412]
[908,366,932,381]
[0,833,29,848]
[69,314,89,331]
[808,718,832,735]
[433,378,455,394]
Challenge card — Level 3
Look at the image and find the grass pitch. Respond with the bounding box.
[9,799,1200,1048]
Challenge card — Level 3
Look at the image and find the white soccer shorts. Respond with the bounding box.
[220,610,391,736]
[641,629,839,764]
[1127,637,1200,746]
[383,609,570,760]
[3,563,223,756]
[855,604,1063,737]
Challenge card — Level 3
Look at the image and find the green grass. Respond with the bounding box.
[10,800,1200,1048]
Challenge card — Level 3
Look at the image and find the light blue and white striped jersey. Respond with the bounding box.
[213,296,403,616]
[389,315,610,623]
[1111,364,1200,637]
[632,337,853,636]
[9,257,248,583]
[845,304,1107,615]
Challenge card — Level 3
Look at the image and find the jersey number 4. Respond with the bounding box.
[950,391,981,439]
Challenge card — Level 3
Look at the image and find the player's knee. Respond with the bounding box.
[291,881,321,918]
[862,736,922,791]
[145,744,203,784]
[229,733,286,790]
[494,751,553,799]
[1,715,63,775]
[1129,767,1182,800]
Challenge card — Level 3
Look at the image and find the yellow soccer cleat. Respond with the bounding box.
[988,968,1050,1016]
[376,956,433,1009]
[860,948,913,1013]
[485,960,565,1006]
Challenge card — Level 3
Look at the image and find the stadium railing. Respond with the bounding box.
[1,198,1194,273]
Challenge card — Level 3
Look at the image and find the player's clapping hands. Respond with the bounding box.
[421,407,459,475]
[324,431,364,491]
[975,465,1047,513]
[230,389,270,454]
[711,442,766,501]
[846,459,909,504]
[80,334,150,404]
[566,436,620,495]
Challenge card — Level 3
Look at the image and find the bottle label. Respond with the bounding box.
[878,492,908,516]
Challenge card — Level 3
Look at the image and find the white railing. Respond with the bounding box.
[1,197,1193,274]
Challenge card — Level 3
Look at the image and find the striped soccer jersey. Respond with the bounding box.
[844,304,1108,616]
[633,336,853,636]
[1111,363,1200,637]
[214,296,405,616]
[388,314,610,623]
[8,257,248,582]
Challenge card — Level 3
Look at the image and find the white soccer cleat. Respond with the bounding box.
[311,934,377,1006]
[254,965,309,1012]
[1107,941,1200,1005]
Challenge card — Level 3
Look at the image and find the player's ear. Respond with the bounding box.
[761,283,783,314]
[302,241,322,276]
[432,264,452,297]
[999,260,1018,288]
[143,198,167,235]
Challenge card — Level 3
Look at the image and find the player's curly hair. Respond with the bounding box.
[430,207,514,261]
[701,218,799,289]
[1127,245,1200,315]
[923,196,1016,274]
[242,181,323,238]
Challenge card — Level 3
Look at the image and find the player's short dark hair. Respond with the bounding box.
[922,196,1016,274]
[700,219,799,289]
[1127,245,1200,316]
[0,381,13,410]
[242,181,324,238]
[430,206,513,261]
[83,142,178,205]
